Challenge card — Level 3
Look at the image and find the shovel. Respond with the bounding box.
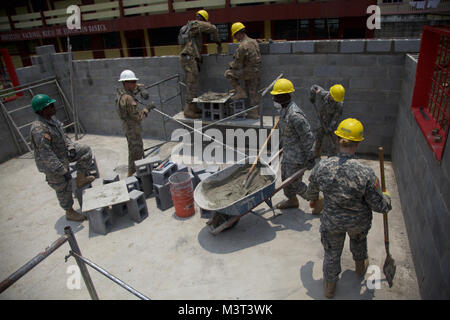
[378,146,396,288]
[243,117,280,191]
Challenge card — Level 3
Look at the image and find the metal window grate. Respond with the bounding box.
[411,25,450,162]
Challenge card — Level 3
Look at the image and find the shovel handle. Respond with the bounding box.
[378,147,390,248]
[244,117,280,185]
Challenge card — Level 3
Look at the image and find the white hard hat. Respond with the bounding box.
[118,70,139,82]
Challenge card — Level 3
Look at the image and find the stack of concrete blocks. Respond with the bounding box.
[88,206,114,236]
[126,189,149,223]
[202,102,212,121]
[135,156,162,198]
[229,99,246,120]
[152,162,178,211]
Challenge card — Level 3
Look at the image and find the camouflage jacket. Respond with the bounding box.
[310,85,343,133]
[305,152,392,230]
[279,101,315,165]
[30,115,74,176]
[116,86,149,129]
[180,20,219,62]
[228,35,261,78]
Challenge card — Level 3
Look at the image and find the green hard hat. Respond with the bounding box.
[31,94,56,112]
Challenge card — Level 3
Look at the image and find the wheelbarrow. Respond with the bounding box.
[194,156,306,235]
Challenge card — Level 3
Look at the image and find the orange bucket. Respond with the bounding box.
[169,172,195,218]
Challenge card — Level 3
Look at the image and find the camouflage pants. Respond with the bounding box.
[125,126,144,175]
[180,55,199,104]
[46,144,93,210]
[225,69,261,107]
[281,162,308,200]
[314,126,338,157]
[320,225,370,282]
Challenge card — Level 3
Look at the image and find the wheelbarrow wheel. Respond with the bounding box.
[225,219,239,230]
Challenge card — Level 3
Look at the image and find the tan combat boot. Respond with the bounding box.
[276,197,299,209]
[76,172,95,188]
[355,258,369,277]
[190,102,202,114]
[231,86,247,100]
[310,196,324,215]
[324,281,336,299]
[246,108,259,119]
[66,208,87,222]
[184,103,201,119]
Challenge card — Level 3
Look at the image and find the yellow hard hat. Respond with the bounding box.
[329,84,345,102]
[334,118,364,142]
[196,9,209,21]
[231,22,245,37]
[270,78,295,95]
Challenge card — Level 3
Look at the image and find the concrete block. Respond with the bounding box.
[366,39,392,52]
[339,40,365,53]
[315,66,340,77]
[127,190,148,223]
[125,175,140,193]
[292,41,314,53]
[197,172,212,181]
[340,66,365,78]
[36,45,56,56]
[102,172,119,185]
[269,42,291,54]
[394,39,420,52]
[349,78,374,90]
[140,174,153,198]
[88,207,114,235]
[315,41,339,53]
[151,162,178,185]
[112,202,128,217]
[374,79,402,91]
[135,156,162,177]
[176,163,189,173]
[153,183,173,211]
[377,55,405,66]
[230,99,246,119]
[258,42,270,55]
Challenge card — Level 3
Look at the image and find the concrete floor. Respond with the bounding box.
[0,134,420,300]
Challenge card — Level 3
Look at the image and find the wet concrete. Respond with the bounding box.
[0,134,420,300]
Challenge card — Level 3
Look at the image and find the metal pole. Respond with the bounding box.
[55,78,85,134]
[68,36,78,140]
[0,99,32,153]
[69,251,150,300]
[0,79,57,99]
[0,100,22,153]
[64,226,99,300]
[0,234,69,294]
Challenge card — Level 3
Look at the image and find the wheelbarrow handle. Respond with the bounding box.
[272,168,307,196]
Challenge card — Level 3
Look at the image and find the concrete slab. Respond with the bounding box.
[0,134,420,300]
[82,181,129,213]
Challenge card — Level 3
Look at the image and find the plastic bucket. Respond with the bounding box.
[169,172,195,218]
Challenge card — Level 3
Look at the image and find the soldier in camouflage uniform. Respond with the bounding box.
[224,22,262,119]
[309,84,345,158]
[116,69,154,176]
[179,9,221,119]
[270,79,316,210]
[304,118,392,298]
[30,94,95,222]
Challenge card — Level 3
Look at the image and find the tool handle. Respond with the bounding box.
[272,168,306,195]
[378,147,390,247]
[244,117,280,185]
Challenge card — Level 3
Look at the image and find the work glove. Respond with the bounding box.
[383,190,391,198]
[141,108,149,118]
[68,148,76,159]
[306,158,316,170]
[309,97,315,104]
[148,102,156,110]
[63,172,72,182]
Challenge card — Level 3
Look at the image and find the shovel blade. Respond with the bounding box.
[383,254,396,288]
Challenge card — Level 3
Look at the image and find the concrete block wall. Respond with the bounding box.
[392,54,450,299]
[1,39,421,162]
